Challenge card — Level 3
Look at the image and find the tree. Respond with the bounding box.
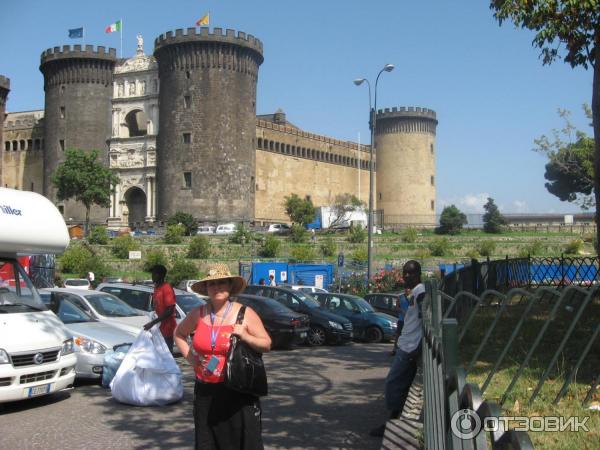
[534,108,594,208]
[52,149,119,234]
[482,197,507,233]
[167,211,196,236]
[283,194,316,226]
[328,193,366,229]
[437,205,467,235]
[491,1,600,253]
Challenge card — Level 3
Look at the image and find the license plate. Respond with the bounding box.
[300,332,307,338]
[27,384,51,397]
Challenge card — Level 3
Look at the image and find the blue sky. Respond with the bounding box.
[0,0,593,214]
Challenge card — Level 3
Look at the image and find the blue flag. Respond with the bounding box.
[68,27,84,39]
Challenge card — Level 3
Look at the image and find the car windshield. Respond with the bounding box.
[57,299,94,324]
[84,293,142,317]
[176,294,205,314]
[66,279,89,286]
[352,297,375,313]
[0,259,46,313]
[243,296,292,314]
[293,290,321,308]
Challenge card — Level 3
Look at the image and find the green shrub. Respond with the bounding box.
[320,237,337,257]
[290,246,315,261]
[347,224,367,243]
[164,224,185,244]
[59,244,93,273]
[518,240,544,257]
[477,240,497,257]
[289,224,308,243]
[88,225,108,245]
[167,211,196,236]
[167,257,199,286]
[437,205,467,235]
[143,249,168,272]
[564,239,584,255]
[428,237,450,256]
[465,248,480,259]
[415,248,431,260]
[259,235,280,258]
[401,227,418,243]
[111,235,141,259]
[351,247,368,264]
[188,235,211,259]
[229,223,254,244]
[79,255,110,281]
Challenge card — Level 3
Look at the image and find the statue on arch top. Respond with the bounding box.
[136,33,144,55]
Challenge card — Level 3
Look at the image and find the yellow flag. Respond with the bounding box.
[196,13,209,26]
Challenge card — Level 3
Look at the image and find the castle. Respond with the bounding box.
[0,27,437,229]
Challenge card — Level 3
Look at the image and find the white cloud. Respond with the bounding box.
[512,200,527,212]
[438,192,489,213]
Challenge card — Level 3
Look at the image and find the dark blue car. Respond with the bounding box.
[313,293,398,343]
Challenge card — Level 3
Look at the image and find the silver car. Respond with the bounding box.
[42,288,148,335]
[50,297,137,379]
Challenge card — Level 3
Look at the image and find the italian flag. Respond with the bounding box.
[105,20,122,33]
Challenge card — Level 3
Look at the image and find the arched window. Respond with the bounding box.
[124,110,149,137]
[257,138,263,149]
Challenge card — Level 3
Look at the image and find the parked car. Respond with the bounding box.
[287,285,329,295]
[234,294,310,349]
[48,296,137,379]
[312,293,397,343]
[267,223,290,234]
[177,279,201,294]
[363,293,408,319]
[243,285,352,346]
[96,282,205,322]
[197,226,215,235]
[41,288,148,335]
[63,278,90,290]
[215,223,236,234]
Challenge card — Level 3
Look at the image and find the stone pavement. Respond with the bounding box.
[0,343,399,450]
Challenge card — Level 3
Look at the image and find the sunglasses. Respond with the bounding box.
[206,279,231,287]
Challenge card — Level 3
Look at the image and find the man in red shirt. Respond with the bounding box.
[143,265,177,352]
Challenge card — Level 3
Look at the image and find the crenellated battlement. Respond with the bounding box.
[376,106,437,120]
[257,119,371,153]
[40,45,117,64]
[0,75,9,91]
[154,27,263,56]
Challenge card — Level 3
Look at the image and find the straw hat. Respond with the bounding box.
[191,263,246,296]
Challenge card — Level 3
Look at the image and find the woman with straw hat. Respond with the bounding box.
[174,263,271,450]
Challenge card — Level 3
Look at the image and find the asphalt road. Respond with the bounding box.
[0,342,394,450]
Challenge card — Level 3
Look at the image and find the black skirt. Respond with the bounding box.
[193,381,264,450]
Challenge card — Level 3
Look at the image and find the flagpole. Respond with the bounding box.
[83,27,85,47]
[120,18,123,58]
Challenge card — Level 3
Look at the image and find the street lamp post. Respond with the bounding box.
[354,63,394,285]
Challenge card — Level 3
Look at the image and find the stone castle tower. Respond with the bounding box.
[375,107,437,224]
[0,76,9,186]
[39,45,116,221]
[153,28,263,223]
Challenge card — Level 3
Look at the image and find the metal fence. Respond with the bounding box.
[422,279,534,449]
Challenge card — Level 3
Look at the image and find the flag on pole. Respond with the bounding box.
[105,20,122,33]
[68,27,84,39]
[196,13,209,26]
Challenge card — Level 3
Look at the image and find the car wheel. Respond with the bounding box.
[365,326,384,343]
[307,325,326,346]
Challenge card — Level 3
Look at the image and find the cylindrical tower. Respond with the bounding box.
[375,107,438,227]
[0,75,10,186]
[39,45,116,222]
[154,27,263,223]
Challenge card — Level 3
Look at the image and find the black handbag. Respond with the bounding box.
[224,306,268,397]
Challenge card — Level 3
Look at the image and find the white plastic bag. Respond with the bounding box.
[110,327,183,406]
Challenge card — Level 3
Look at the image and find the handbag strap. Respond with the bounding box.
[235,305,246,325]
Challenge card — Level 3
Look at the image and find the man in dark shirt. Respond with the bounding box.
[143,265,177,352]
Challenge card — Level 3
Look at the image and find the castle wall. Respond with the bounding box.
[2,111,44,192]
[154,28,263,223]
[39,45,116,222]
[375,107,437,226]
[0,76,9,186]
[255,120,371,223]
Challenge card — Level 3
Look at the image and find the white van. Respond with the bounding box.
[215,223,236,235]
[0,188,77,403]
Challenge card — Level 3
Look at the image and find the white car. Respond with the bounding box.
[267,223,291,234]
[42,288,148,335]
[289,285,329,295]
[177,279,202,294]
[215,223,236,234]
[197,226,215,235]
[63,278,91,290]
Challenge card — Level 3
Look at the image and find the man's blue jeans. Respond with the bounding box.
[385,345,420,413]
